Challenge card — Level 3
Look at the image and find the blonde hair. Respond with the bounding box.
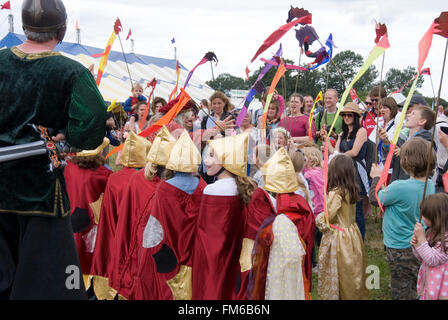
[132,83,143,91]
[301,146,323,168]
[144,162,157,180]
[235,175,257,206]
[288,149,311,203]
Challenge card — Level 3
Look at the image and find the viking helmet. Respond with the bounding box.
[22,0,67,42]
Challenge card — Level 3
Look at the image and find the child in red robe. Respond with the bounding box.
[64,138,112,292]
[192,133,257,300]
[246,148,314,300]
[90,131,151,299]
[134,130,206,300]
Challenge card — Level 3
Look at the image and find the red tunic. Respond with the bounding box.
[91,167,138,281]
[247,192,315,300]
[64,161,112,275]
[109,170,161,299]
[235,188,276,300]
[192,195,246,300]
[277,193,315,291]
[133,179,206,300]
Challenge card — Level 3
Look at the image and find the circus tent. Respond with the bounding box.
[0,32,215,103]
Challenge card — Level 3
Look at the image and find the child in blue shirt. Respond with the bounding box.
[124,83,146,116]
[369,137,436,300]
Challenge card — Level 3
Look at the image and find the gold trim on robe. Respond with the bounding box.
[83,274,93,291]
[166,265,193,300]
[239,238,255,273]
[92,275,117,300]
[89,193,104,225]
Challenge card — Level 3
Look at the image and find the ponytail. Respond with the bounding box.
[235,175,257,205]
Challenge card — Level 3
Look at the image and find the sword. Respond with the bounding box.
[0,140,47,163]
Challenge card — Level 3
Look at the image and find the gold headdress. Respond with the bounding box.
[166,130,201,173]
[261,147,298,194]
[146,126,177,166]
[120,130,152,168]
[207,133,249,177]
[76,137,110,157]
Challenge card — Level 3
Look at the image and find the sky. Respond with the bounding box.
[1,0,447,101]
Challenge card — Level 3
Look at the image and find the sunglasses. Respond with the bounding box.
[341,113,354,118]
[371,98,379,102]
[364,101,372,105]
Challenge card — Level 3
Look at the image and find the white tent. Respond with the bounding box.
[0,32,215,103]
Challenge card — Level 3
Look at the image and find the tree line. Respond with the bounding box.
[206,50,447,106]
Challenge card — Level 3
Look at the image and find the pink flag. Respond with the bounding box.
[1,0,10,10]
[250,15,312,63]
[126,28,132,41]
[418,22,436,74]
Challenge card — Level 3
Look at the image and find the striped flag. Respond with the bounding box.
[96,19,121,86]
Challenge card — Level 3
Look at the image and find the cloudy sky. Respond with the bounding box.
[1,0,447,100]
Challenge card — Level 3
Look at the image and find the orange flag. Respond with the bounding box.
[106,89,191,159]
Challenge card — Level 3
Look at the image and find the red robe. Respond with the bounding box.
[235,188,276,300]
[277,193,315,289]
[109,170,161,299]
[247,192,315,300]
[91,167,138,281]
[192,194,246,300]
[134,178,206,300]
[64,161,112,275]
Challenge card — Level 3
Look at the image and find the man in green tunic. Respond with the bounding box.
[315,89,343,146]
[0,0,106,299]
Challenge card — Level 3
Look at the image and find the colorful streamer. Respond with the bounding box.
[168,61,181,101]
[261,63,286,142]
[321,34,390,228]
[249,15,312,65]
[308,91,323,139]
[139,78,158,130]
[236,44,283,127]
[96,19,122,86]
[106,89,191,159]
[375,75,420,211]
[374,12,446,211]
[183,52,218,89]
[327,35,391,137]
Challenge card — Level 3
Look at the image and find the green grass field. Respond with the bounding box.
[311,212,391,300]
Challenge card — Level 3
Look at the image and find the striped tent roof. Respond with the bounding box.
[0,32,215,103]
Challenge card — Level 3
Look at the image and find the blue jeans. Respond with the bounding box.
[356,197,365,241]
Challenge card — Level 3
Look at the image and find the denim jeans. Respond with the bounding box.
[356,196,365,241]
